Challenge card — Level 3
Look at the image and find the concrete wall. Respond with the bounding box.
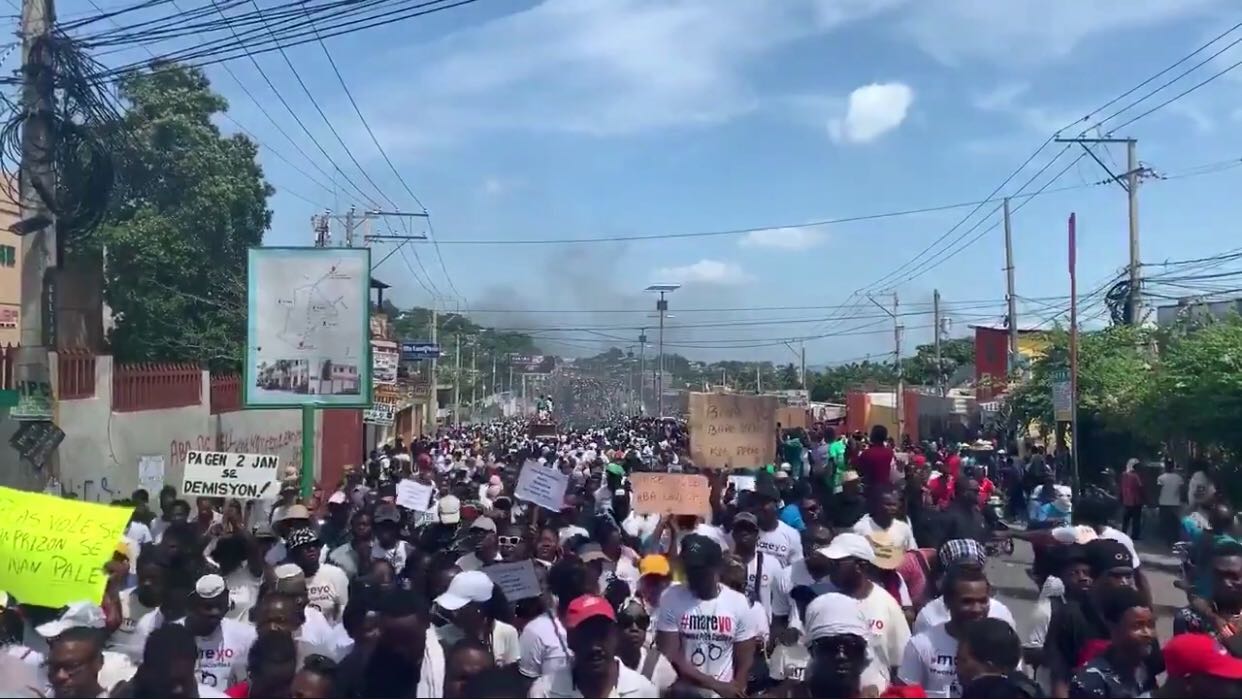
[0,353,326,500]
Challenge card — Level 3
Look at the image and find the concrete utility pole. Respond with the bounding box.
[490,353,497,401]
[1054,137,1144,324]
[452,333,461,427]
[1003,197,1019,374]
[637,330,647,415]
[756,364,761,393]
[645,284,679,417]
[427,309,437,434]
[800,342,806,390]
[15,0,57,429]
[469,341,477,419]
[933,289,944,397]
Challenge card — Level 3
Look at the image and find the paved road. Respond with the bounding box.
[986,539,1183,642]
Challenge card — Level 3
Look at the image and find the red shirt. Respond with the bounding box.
[225,682,249,698]
[855,445,895,486]
[1121,471,1144,507]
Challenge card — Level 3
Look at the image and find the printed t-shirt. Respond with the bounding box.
[913,597,1016,635]
[898,622,961,698]
[305,564,350,623]
[857,584,912,684]
[744,553,786,620]
[655,583,756,683]
[172,617,257,691]
[755,521,804,567]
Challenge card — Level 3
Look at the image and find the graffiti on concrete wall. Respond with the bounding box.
[168,429,304,468]
[57,476,118,502]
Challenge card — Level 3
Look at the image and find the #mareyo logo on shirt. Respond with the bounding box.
[680,613,734,639]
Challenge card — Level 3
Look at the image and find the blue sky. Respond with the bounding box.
[53,0,1242,363]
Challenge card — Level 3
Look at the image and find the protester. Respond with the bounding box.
[1068,586,1158,698]
[899,566,992,698]
[956,618,1041,698]
[529,595,658,697]
[433,570,521,666]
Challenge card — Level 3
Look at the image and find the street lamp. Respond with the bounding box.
[645,284,680,417]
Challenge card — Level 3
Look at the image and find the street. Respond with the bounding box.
[987,538,1183,642]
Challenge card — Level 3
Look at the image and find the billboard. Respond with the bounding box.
[245,247,372,407]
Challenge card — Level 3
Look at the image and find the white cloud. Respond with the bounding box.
[898,0,1225,66]
[362,0,899,146]
[481,176,518,196]
[739,226,828,250]
[828,83,914,144]
[653,259,753,286]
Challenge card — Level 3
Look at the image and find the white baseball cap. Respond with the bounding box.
[817,533,877,565]
[36,601,106,638]
[434,571,494,612]
[194,574,227,599]
[438,495,462,524]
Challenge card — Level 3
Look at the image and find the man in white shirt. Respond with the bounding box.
[820,533,910,685]
[913,539,1017,634]
[37,602,136,695]
[852,486,918,552]
[1157,461,1186,546]
[655,534,757,698]
[750,476,804,567]
[177,574,257,691]
[284,527,350,624]
[899,566,993,698]
[529,595,658,698]
[729,512,785,620]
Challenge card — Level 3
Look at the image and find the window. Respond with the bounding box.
[0,245,14,267]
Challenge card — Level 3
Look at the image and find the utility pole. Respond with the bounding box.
[344,207,355,248]
[933,289,944,397]
[427,309,437,434]
[867,292,903,441]
[800,342,806,390]
[1054,136,1145,324]
[1003,197,1019,374]
[469,341,476,421]
[491,353,497,401]
[453,334,461,427]
[15,0,57,432]
[638,330,647,415]
[756,364,761,393]
[644,284,679,417]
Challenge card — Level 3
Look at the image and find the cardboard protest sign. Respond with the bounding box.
[630,473,711,517]
[182,450,281,499]
[515,459,570,511]
[483,560,541,600]
[0,487,132,607]
[396,479,434,512]
[777,406,809,430]
[689,393,777,469]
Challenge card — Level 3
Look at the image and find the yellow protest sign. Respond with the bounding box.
[0,487,132,608]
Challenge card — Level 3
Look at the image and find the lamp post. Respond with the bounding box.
[645,284,680,417]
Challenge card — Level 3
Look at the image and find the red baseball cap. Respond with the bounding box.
[1164,633,1242,679]
[416,454,432,471]
[564,595,615,630]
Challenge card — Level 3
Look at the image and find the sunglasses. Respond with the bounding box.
[811,635,868,658]
[498,536,522,547]
[619,616,650,632]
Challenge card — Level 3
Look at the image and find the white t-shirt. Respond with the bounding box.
[635,647,679,692]
[519,614,571,679]
[528,660,658,698]
[913,597,1016,635]
[1157,472,1185,507]
[1049,525,1141,568]
[770,558,835,626]
[622,513,661,544]
[456,551,503,572]
[108,587,156,658]
[755,521,804,567]
[173,617,257,691]
[222,567,261,622]
[769,640,890,689]
[655,583,756,683]
[306,564,350,623]
[125,521,153,547]
[898,622,961,698]
[857,584,911,683]
[852,515,918,552]
[438,620,522,666]
[744,552,786,620]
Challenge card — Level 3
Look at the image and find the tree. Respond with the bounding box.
[72,63,272,366]
[778,363,800,389]
[902,337,974,387]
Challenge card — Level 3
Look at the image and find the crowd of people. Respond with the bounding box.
[2,415,1242,698]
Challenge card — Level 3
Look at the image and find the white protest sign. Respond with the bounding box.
[515,460,570,512]
[182,450,281,500]
[363,400,396,426]
[138,455,165,493]
[728,474,756,493]
[396,479,434,512]
[484,560,541,600]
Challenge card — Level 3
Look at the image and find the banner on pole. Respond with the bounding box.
[182,450,281,499]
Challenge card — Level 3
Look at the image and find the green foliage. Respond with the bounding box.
[1142,318,1242,458]
[72,63,272,367]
